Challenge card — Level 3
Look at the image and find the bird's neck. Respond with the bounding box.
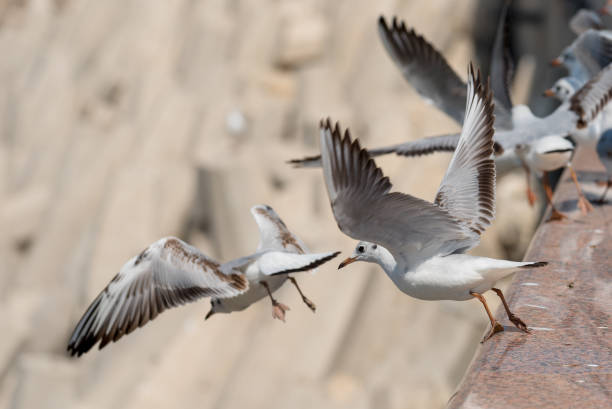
[375,246,399,276]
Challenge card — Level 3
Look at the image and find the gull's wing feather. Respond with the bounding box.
[319,119,476,269]
[434,65,496,240]
[258,251,341,276]
[378,16,467,125]
[570,63,612,129]
[490,0,514,112]
[67,237,248,356]
[571,30,612,78]
[569,9,603,35]
[250,205,309,253]
[287,133,460,168]
[371,133,461,158]
[378,16,513,129]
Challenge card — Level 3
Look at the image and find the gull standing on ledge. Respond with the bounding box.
[319,65,547,342]
[67,205,340,356]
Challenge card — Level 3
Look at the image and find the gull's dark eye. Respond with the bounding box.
[372,244,377,249]
[358,245,365,253]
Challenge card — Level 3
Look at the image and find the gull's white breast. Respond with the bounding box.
[393,254,527,301]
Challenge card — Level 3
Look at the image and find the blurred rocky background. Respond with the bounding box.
[0,0,600,408]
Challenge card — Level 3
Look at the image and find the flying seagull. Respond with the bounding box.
[550,29,612,84]
[319,65,547,343]
[66,205,340,356]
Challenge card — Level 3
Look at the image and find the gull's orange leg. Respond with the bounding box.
[491,288,530,333]
[542,172,567,221]
[288,277,316,312]
[568,165,593,214]
[470,291,504,343]
[521,160,537,206]
[261,281,290,322]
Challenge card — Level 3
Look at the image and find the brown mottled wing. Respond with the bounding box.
[250,205,309,254]
[434,65,496,242]
[319,119,475,269]
[67,237,248,356]
[570,63,612,129]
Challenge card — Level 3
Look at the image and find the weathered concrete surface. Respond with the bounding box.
[447,147,612,409]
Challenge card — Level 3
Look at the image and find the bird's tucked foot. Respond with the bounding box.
[547,207,567,222]
[482,322,504,343]
[508,313,530,333]
[301,296,316,313]
[272,301,290,322]
[577,195,594,214]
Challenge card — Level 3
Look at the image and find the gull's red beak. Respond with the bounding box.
[550,58,562,67]
[599,6,610,16]
[338,257,357,269]
[543,89,555,97]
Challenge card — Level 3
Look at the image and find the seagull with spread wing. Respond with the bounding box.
[319,65,547,343]
[67,205,340,356]
[291,10,611,220]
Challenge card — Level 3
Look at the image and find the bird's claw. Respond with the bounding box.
[577,196,593,214]
[481,322,504,343]
[509,314,531,333]
[547,208,567,222]
[302,297,316,313]
[272,302,290,322]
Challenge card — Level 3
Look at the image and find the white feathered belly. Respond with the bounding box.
[221,275,286,312]
[394,255,527,301]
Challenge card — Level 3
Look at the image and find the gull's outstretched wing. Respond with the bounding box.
[250,204,309,254]
[67,237,248,356]
[258,251,341,276]
[570,63,612,128]
[371,133,461,158]
[564,30,612,80]
[287,133,460,168]
[434,65,496,240]
[378,16,467,125]
[490,0,514,112]
[378,16,512,129]
[569,9,603,35]
[319,119,475,269]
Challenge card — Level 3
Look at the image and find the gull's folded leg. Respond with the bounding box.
[260,281,290,322]
[522,162,537,206]
[288,277,316,312]
[568,165,594,214]
[491,288,530,333]
[542,171,567,222]
[470,291,504,343]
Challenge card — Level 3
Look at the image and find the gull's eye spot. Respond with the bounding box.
[358,245,365,253]
[372,244,377,249]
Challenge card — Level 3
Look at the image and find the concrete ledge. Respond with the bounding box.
[447,147,611,409]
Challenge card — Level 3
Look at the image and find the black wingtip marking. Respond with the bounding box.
[270,251,342,276]
[520,261,548,268]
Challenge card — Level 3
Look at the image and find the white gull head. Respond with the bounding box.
[338,241,396,273]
